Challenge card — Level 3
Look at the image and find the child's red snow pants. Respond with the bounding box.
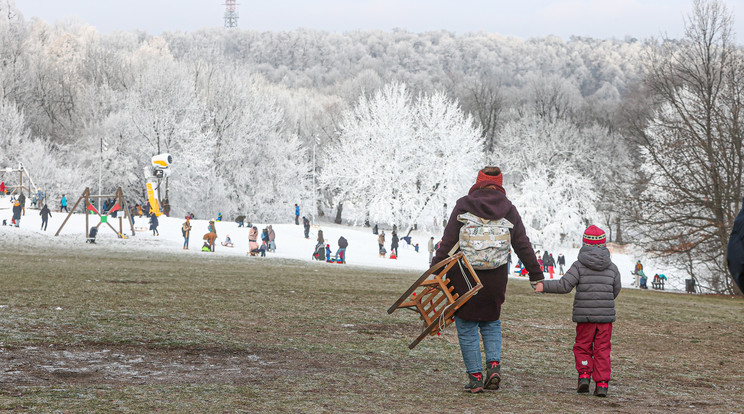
[574,322,613,383]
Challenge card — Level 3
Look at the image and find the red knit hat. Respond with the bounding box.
[469,167,505,195]
[583,225,606,246]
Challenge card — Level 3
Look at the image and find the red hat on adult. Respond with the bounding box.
[469,166,506,195]
[583,225,607,246]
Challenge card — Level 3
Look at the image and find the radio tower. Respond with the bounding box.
[224,0,239,28]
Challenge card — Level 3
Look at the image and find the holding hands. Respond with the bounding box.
[532,281,544,293]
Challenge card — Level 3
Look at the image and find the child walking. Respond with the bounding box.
[534,225,621,397]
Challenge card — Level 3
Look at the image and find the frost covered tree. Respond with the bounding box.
[321,83,482,229]
[494,115,599,245]
[629,0,744,294]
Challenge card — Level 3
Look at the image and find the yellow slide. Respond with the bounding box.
[146,181,162,217]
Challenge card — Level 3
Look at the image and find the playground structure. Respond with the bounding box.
[1,163,38,197]
[388,252,483,349]
[144,153,172,217]
[55,187,136,239]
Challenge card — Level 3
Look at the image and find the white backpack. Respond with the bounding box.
[452,212,513,270]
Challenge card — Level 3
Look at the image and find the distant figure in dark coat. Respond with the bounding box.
[149,213,159,236]
[40,204,52,231]
[728,197,744,292]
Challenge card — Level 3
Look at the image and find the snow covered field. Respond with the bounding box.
[0,197,685,291]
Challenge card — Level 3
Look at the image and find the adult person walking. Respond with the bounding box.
[431,166,543,394]
[268,225,276,252]
[391,231,399,257]
[335,236,348,263]
[39,204,52,231]
[60,194,68,213]
[295,204,300,225]
[428,236,435,265]
[302,216,310,239]
[18,192,26,216]
[182,218,192,249]
[149,213,159,236]
[558,253,566,275]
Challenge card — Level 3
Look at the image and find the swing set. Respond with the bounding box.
[54,187,136,239]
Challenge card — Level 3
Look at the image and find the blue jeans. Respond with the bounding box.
[334,247,346,262]
[454,316,502,374]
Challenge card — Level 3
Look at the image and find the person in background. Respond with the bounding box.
[335,236,348,263]
[325,244,332,262]
[0,181,5,197]
[236,215,246,228]
[268,225,276,252]
[149,213,159,236]
[217,212,223,222]
[12,200,21,227]
[378,231,386,254]
[391,231,399,258]
[295,204,300,225]
[222,234,234,247]
[303,216,310,238]
[18,192,26,216]
[40,204,52,231]
[182,218,192,249]
[60,194,68,213]
[558,253,566,275]
[204,231,217,252]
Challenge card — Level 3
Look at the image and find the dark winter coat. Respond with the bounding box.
[40,206,52,220]
[18,193,25,206]
[338,236,348,249]
[727,197,744,291]
[431,188,543,321]
[12,203,21,220]
[391,233,399,249]
[558,254,566,266]
[542,245,622,323]
[182,222,192,238]
[542,251,550,267]
[149,214,159,230]
[317,230,324,244]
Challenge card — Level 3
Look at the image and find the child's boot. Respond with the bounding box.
[463,372,484,393]
[594,381,608,397]
[577,374,591,393]
[484,361,501,390]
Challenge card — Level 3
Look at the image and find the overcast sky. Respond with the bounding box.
[14,0,744,41]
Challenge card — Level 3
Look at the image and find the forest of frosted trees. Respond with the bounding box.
[0,1,741,292]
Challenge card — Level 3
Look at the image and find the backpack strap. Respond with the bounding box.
[448,242,460,257]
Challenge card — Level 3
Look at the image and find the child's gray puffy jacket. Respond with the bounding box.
[542,245,622,323]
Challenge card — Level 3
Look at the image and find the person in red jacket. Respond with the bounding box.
[431,166,543,393]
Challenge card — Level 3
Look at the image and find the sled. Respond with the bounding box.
[388,252,483,349]
[221,242,234,247]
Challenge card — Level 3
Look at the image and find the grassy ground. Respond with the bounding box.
[0,246,742,413]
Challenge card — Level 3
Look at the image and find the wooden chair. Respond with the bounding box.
[388,252,483,349]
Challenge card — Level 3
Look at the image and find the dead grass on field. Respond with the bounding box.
[0,246,742,413]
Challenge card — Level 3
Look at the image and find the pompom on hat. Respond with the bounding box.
[583,225,607,246]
